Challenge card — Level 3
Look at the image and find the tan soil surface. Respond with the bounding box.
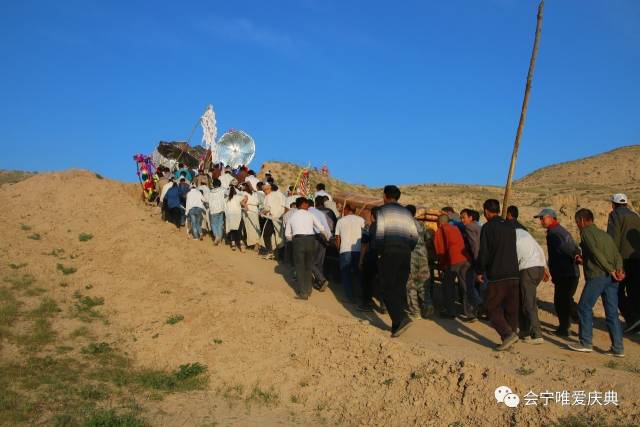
[1,169,639,426]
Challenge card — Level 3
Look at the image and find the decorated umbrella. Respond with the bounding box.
[215,129,256,168]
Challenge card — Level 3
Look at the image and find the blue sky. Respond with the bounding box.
[1,0,638,187]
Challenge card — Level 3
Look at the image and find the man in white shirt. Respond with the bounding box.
[282,202,298,266]
[206,178,227,244]
[219,166,235,190]
[314,183,332,201]
[516,228,550,344]
[159,178,175,222]
[261,184,285,259]
[308,200,332,290]
[285,197,330,299]
[186,186,206,240]
[335,204,365,303]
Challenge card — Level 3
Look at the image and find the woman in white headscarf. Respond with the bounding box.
[241,183,261,249]
[224,182,248,252]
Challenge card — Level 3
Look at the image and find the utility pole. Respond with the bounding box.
[502,0,545,217]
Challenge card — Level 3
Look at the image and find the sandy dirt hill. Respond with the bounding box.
[1,167,639,425]
[515,145,640,189]
[262,145,640,241]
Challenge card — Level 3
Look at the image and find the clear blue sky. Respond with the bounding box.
[1,0,638,187]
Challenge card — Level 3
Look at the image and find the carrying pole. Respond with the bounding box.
[501,0,544,217]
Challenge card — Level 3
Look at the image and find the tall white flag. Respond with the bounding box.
[200,105,217,156]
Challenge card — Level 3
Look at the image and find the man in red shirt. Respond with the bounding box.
[435,215,475,321]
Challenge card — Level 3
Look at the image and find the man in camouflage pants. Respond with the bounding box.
[406,205,433,319]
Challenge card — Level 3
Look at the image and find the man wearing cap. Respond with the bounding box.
[607,193,640,333]
[535,207,581,337]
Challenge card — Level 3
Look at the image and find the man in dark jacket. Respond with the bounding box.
[374,185,418,337]
[534,208,580,337]
[607,193,640,332]
[476,199,520,351]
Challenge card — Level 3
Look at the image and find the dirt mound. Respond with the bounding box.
[516,145,640,189]
[2,170,639,425]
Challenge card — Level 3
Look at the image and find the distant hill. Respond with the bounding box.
[515,145,640,189]
[0,170,36,185]
[260,145,640,241]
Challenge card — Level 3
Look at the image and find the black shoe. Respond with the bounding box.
[294,294,309,300]
[550,329,570,338]
[357,304,374,313]
[624,318,640,334]
[439,311,456,319]
[458,314,477,323]
[420,305,435,319]
[391,318,413,338]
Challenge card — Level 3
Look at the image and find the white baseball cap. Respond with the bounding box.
[611,193,628,204]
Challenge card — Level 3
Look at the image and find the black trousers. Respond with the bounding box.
[619,258,640,324]
[486,279,520,341]
[519,266,544,338]
[228,229,243,247]
[553,276,579,333]
[379,250,411,331]
[293,236,316,297]
[263,220,275,252]
[362,258,378,305]
[312,238,327,284]
[168,207,182,229]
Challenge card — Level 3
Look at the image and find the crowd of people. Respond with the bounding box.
[152,163,639,356]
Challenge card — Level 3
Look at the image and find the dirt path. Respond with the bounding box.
[2,170,639,426]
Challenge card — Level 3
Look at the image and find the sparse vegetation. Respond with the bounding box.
[8,262,27,270]
[552,414,610,427]
[20,223,32,231]
[29,297,61,318]
[136,363,208,392]
[79,232,94,242]
[0,278,209,426]
[219,383,245,402]
[410,371,424,380]
[72,292,105,322]
[247,384,279,407]
[4,273,36,290]
[46,248,65,258]
[212,338,223,345]
[166,314,184,325]
[56,263,77,275]
[27,233,41,240]
[95,173,104,180]
[515,366,535,376]
[604,360,620,370]
[81,342,112,355]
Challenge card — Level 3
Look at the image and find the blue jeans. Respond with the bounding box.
[188,207,204,239]
[578,275,624,353]
[209,212,224,240]
[339,251,360,301]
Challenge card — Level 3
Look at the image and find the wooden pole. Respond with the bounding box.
[501,0,544,217]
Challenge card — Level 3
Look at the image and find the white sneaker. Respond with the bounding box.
[523,336,544,345]
[568,343,593,353]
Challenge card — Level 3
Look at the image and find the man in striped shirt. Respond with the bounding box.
[374,185,418,337]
